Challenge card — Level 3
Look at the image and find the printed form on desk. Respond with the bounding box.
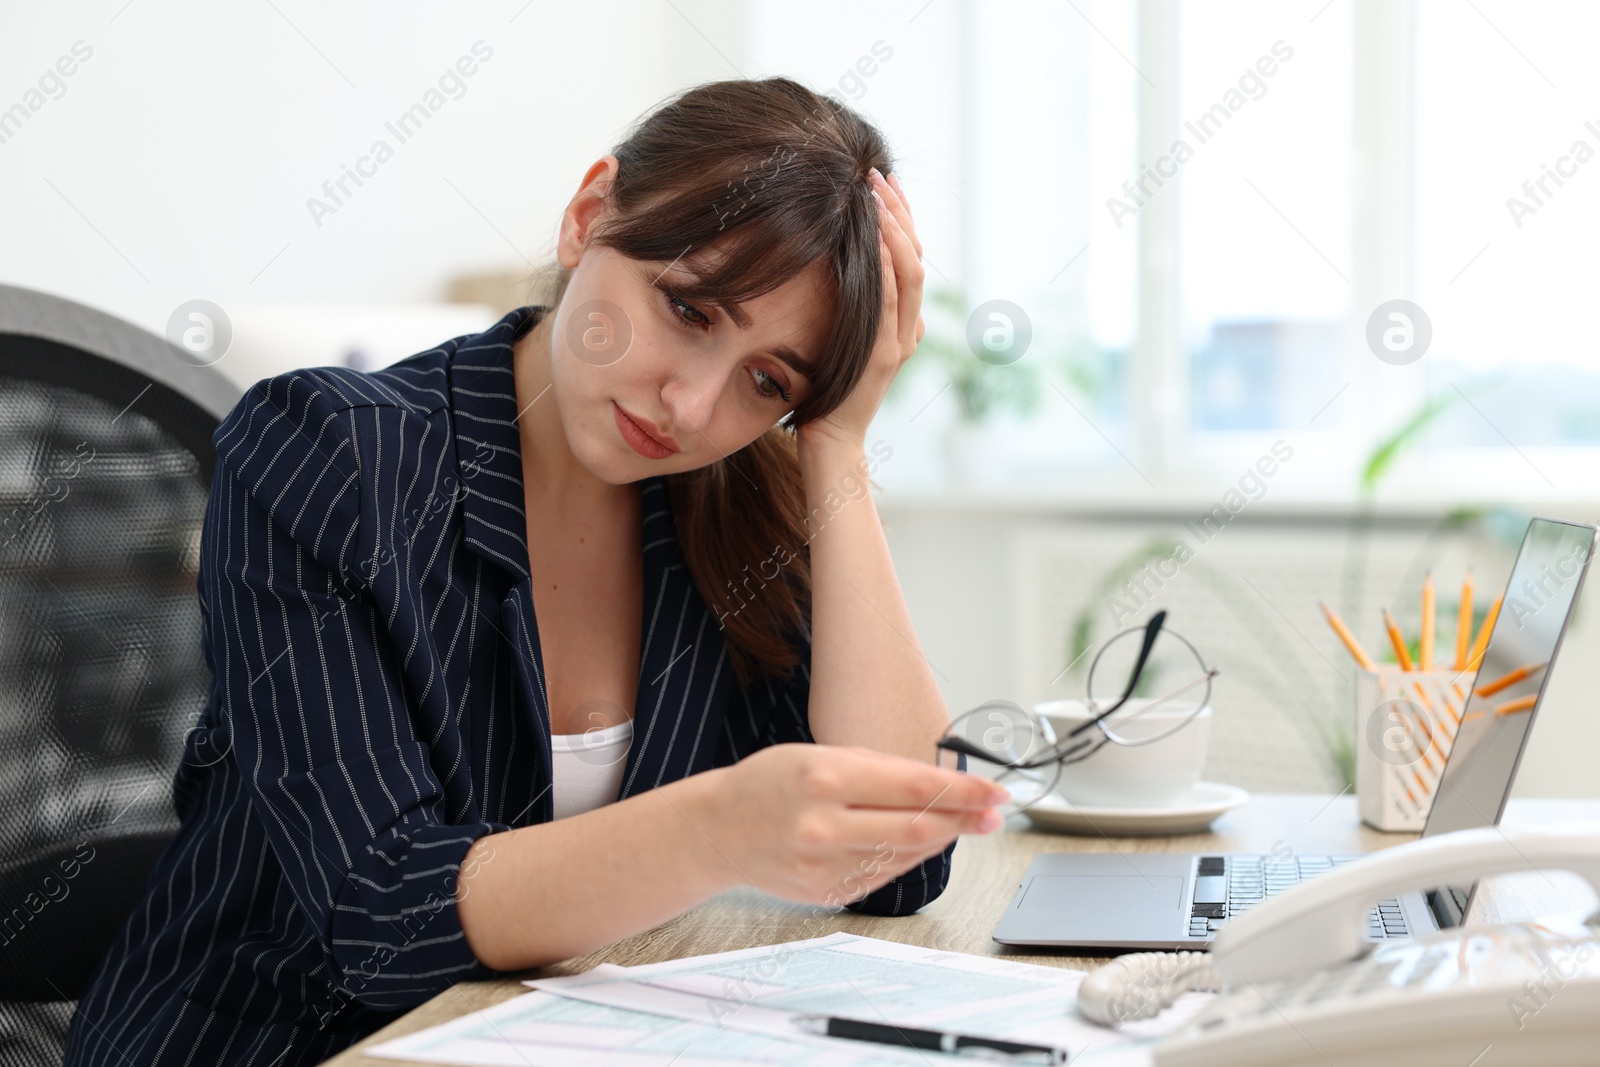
[365,931,1211,1066]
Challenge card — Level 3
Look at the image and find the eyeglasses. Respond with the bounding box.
[935,610,1219,814]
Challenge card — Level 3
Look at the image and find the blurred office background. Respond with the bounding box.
[4,0,1599,797]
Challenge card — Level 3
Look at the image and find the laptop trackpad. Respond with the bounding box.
[1018,875,1187,939]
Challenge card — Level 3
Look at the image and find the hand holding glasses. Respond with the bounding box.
[935,611,1219,815]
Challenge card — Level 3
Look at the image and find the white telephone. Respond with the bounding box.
[1077,827,1600,1067]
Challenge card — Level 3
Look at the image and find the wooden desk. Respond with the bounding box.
[321,794,1600,1065]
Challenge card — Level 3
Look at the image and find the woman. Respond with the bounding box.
[63,76,1006,1067]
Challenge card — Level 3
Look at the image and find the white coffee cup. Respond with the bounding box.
[1032,698,1212,808]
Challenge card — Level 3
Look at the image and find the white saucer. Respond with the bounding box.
[1018,781,1250,836]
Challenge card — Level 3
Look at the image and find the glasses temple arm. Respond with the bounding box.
[935,732,1095,771]
[1063,611,1168,739]
[1115,666,1219,719]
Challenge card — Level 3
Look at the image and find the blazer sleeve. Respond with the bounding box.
[723,620,962,917]
[200,371,507,1012]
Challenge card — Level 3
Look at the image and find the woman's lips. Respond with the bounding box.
[613,402,678,458]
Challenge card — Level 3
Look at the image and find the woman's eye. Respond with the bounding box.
[652,281,792,404]
[748,368,792,404]
[660,288,711,329]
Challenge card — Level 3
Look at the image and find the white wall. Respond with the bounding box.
[1,1,721,333]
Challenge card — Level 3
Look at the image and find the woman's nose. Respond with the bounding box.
[658,371,721,437]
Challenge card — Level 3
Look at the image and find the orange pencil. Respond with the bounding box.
[1382,608,1414,671]
[1454,569,1474,671]
[1400,698,1443,775]
[1439,687,1463,728]
[1476,661,1546,699]
[1494,694,1538,717]
[1465,595,1503,673]
[1320,601,1376,670]
[1419,572,1435,670]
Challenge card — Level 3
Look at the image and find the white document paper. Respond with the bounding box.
[366,929,1207,1066]
[364,985,932,1067]
[523,931,1210,1064]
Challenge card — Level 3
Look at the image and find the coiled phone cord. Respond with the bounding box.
[1076,952,1224,1026]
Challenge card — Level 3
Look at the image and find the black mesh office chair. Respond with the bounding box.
[0,284,241,1067]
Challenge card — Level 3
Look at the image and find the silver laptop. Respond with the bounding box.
[993,516,1598,951]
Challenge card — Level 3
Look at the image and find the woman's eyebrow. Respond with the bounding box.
[713,297,817,379]
[659,261,818,379]
[768,343,815,380]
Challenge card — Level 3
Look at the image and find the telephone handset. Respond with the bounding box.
[1077,827,1600,1067]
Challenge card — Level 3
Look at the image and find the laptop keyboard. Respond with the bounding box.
[1185,855,1409,940]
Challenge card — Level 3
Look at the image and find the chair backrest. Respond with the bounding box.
[0,284,240,1065]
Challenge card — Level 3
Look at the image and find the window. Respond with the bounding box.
[1178,1,1351,434]
[1416,0,1600,458]
[755,0,1600,497]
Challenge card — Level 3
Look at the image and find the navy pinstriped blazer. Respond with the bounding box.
[61,304,957,1067]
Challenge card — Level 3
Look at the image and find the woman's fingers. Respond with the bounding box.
[885,169,909,205]
[872,213,907,374]
[820,805,993,853]
[879,169,922,259]
[826,745,1008,813]
[872,186,924,359]
[871,175,919,275]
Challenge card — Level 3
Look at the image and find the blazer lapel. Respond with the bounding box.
[448,306,550,816]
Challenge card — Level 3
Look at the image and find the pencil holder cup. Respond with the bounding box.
[1354,665,1467,832]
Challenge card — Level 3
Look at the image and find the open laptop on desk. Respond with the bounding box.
[993,515,1599,951]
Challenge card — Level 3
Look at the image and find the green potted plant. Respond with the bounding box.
[889,285,1103,483]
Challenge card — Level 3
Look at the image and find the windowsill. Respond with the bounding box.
[870,456,1600,520]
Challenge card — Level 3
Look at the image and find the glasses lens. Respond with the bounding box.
[1086,625,1212,747]
[937,700,1062,813]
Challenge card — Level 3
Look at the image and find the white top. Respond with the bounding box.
[548,718,634,820]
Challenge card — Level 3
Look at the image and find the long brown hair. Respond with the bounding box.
[527,76,892,690]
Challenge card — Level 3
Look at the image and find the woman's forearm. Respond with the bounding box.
[797,435,952,763]
[455,766,738,971]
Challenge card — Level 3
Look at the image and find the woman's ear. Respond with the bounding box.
[557,154,622,267]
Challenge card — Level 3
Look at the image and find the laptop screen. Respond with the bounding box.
[1419,517,1597,922]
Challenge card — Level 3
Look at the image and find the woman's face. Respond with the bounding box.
[543,159,835,486]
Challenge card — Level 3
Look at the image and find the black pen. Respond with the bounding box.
[790,1013,1069,1064]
